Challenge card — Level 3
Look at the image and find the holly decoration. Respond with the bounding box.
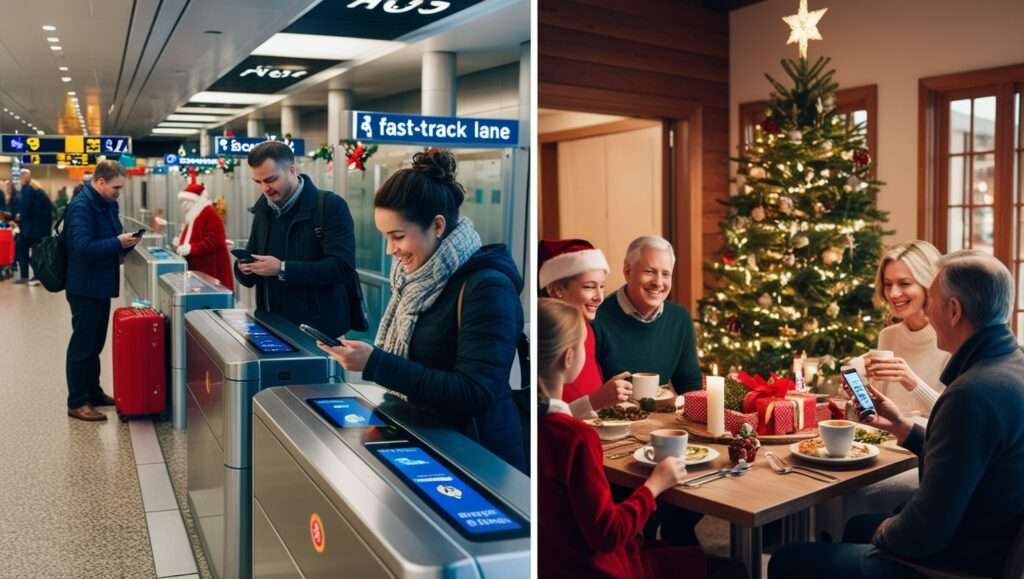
[728,423,761,464]
[343,140,378,172]
[312,144,333,163]
[218,156,237,175]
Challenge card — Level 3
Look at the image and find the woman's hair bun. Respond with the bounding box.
[412,148,457,184]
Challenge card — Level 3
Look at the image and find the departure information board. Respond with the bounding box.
[1,135,131,158]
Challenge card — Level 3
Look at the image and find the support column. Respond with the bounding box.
[280,100,299,139]
[518,41,530,147]
[246,116,264,139]
[421,51,456,116]
[199,128,209,157]
[327,81,353,196]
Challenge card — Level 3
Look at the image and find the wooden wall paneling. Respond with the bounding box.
[540,57,728,104]
[539,118,661,145]
[540,143,560,240]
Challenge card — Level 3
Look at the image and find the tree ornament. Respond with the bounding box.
[841,150,854,161]
[821,169,831,178]
[747,255,759,270]
[760,117,781,135]
[803,318,819,332]
[779,196,794,214]
[821,247,844,266]
[780,325,798,338]
[826,302,840,317]
[784,253,797,267]
[757,293,773,308]
[791,234,810,249]
[722,251,737,266]
[788,130,803,144]
[751,206,766,222]
[749,166,767,179]
[853,148,871,168]
[726,316,742,336]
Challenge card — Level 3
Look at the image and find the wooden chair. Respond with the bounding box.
[884,521,1024,579]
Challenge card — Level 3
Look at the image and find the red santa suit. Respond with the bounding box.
[176,183,234,289]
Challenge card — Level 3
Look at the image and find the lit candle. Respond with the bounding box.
[803,358,819,386]
[706,375,726,436]
[711,362,719,378]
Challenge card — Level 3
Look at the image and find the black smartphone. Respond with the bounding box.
[840,365,877,421]
[230,248,255,264]
[132,228,146,238]
[299,323,342,347]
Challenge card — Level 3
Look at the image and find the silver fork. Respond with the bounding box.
[764,452,838,483]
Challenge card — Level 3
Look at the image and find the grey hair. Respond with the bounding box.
[935,250,1015,328]
[625,235,675,266]
[19,168,30,176]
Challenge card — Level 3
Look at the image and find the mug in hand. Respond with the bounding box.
[865,350,894,383]
[818,419,855,458]
[631,372,659,400]
[644,428,688,462]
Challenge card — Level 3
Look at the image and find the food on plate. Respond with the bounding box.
[853,427,890,444]
[597,406,650,422]
[728,422,761,464]
[584,417,629,428]
[798,437,870,458]
[638,397,657,412]
[687,446,709,461]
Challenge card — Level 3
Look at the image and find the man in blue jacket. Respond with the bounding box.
[64,160,140,421]
[13,169,54,284]
[769,250,1024,578]
[234,141,362,338]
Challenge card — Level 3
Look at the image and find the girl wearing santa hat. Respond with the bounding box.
[539,239,632,416]
[175,181,234,289]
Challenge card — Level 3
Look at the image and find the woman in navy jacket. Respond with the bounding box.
[318,150,527,472]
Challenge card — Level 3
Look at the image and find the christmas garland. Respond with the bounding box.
[218,156,237,175]
[311,144,333,162]
[343,140,378,171]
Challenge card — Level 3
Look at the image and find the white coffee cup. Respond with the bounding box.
[865,350,894,385]
[818,419,856,458]
[631,372,659,400]
[644,428,688,462]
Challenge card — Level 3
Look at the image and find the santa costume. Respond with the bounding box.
[176,181,234,289]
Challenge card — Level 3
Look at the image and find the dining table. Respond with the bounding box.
[601,409,919,579]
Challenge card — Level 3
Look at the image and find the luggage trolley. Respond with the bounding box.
[184,309,340,579]
[251,383,531,579]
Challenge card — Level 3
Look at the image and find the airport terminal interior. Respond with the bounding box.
[0,1,530,578]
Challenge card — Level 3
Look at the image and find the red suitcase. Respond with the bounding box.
[113,307,167,420]
[0,228,13,268]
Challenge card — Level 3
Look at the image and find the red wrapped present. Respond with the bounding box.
[827,398,848,420]
[785,391,818,431]
[738,372,797,436]
[683,390,708,423]
[756,399,798,435]
[724,409,758,435]
[815,401,832,423]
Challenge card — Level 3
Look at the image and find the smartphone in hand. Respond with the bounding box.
[231,248,255,264]
[299,324,342,347]
[840,365,877,421]
[132,228,146,238]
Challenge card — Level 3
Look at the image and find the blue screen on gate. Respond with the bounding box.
[308,397,388,429]
[218,313,296,353]
[371,445,526,540]
[148,247,173,260]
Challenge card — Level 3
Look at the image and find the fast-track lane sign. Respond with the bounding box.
[351,111,519,147]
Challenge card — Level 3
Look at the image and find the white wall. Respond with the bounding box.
[730,0,1024,244]
[361,63,520,119]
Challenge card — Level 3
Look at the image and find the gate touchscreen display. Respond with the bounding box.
[148,247,173,260]
[218,313,296,353]
[308,397,388,429]
[371,444,527,541]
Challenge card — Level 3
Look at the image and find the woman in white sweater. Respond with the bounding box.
[866,240,949,417]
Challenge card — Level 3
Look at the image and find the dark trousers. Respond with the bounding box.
[767,514,925,578]
[66,293,112,408]
[16,235,35,280]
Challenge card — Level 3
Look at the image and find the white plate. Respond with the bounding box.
[632,445,719,467]
[788,441,880,466]
[583,418,633,441]
[655,386,675,401]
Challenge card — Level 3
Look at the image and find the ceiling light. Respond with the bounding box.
[166,113,220,122]
[158,121,210,128]
[42,25,56,31]
[13,115,19,119]
[67,91,75,96]
[189,91,275,105]
[58,66,68,71]
[46,37,59,43]
[36,130,44,135]
[50,46,62,51]
[61,77,71,82]
[251,33,399,61]
[152,127,199,135]
[175,106,240,115]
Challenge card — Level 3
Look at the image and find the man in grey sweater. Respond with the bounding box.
[770,250,1024,578]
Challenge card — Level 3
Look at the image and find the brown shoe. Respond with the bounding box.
[91,392,116,407]
[68,405,108,422]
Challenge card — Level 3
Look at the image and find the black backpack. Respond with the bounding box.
[30,214,67,292]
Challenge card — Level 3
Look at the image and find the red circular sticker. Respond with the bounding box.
[309,513,326,553]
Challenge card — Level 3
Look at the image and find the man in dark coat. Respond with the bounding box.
[234,141,361,338]
[769,250,1024,578]
[14,169,54,284]
[64,160,140,421]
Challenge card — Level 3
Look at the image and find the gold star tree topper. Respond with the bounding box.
[782,0,828,59]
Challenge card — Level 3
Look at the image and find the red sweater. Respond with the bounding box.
[562,321,603,404]
[177,204,234,290]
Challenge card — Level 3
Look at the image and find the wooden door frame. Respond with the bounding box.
[540,82,704,311]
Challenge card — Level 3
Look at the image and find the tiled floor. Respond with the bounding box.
[0,276,204,579]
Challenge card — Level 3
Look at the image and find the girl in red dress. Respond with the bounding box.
[539,239,631,416]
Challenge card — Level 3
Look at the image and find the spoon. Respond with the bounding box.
[683,460,751,488]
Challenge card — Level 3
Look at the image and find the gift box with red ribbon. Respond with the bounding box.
[725,409,759,435]
[816,401,833,423]
[738,372,798,436]
[786,390,819,431]
[683,390,708,423]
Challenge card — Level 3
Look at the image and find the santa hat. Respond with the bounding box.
[538,239,608,289]
[178,181,208,202]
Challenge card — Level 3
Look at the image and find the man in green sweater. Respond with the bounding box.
[593,235,705,546]
[592,235,703,394]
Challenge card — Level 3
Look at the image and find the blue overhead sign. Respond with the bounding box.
[352,111,519,148]
[214,136,305,157]
[163,155,220,167]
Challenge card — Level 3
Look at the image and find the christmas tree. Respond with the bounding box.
[697,56,890,379]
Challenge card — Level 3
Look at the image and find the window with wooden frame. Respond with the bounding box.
[738,85,878,176]
[919,64,1024,341]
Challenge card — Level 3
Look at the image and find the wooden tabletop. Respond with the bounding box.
[603,411,919,528]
